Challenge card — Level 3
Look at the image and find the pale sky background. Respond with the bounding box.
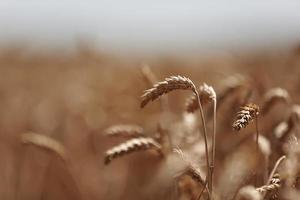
[1,1,300,55]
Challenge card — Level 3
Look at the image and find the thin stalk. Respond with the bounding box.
[262,155,286,199]
[255,116,259,186]
[267,155,286,185]
[197,180,211,200]
[194,88,211,200]
[209,98,217,198]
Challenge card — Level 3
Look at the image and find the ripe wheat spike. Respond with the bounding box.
[232,103,260,131]
[21,132,67,161]
[141,75,195,108]
[103,124,144,138]
[256,174,281,193]
[185,83,216,113]
[262,87,290,115]
[104,137,162,165]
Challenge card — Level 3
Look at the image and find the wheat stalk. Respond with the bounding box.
[262,87,290,115]
[103,124,144,138]
[104,137,162,165]
[21,132,67,161]
[140,64,158,86]
[141,75,211,198]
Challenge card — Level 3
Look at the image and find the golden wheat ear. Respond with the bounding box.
[232,103,260,131]
[21,132,67,161]
[104,137,162,165]
[103,124,144,138]
[262,87,290,115]
[140,75,195,108]
[185,83,216,113]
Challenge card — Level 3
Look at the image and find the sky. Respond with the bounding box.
[1,1,300,54]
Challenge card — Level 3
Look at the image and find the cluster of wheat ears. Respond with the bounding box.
[18,65,300,200]
[101,66,300,200]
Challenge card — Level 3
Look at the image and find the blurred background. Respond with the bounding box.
[1,1,300,200]
[1,1,300,55]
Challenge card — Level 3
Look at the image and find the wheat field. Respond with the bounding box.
[0,46,300,200]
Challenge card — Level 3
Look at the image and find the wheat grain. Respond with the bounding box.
[232,103,260,131]
[185,83,216,113]
[141,75,195,108]
[21,132,67,161]
[104,137,162,164]
[103,124,144,138]
[262,87,290,115]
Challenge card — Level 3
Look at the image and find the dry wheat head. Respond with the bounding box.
[232,103,260,131]
[141,75,195,108]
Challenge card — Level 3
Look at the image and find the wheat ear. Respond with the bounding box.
[262,87,290,115]
[232,103,260,131]
[274,105,300,142]
[141,75,211,199]
[256,174,281,193]
[21,132,67,161]
[141,75,195,108]
[104,137,162,165]
[185,83,216,113]
[217,74,246,109]
[233,103,260,185]
[103,124,144,138]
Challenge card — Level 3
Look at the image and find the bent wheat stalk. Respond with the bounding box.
[141,76,211,199]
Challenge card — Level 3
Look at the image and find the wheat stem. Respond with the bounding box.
[194,88,211,200]
[267,155,286,185]
[209,98,217,198]
[255,116,259,187]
